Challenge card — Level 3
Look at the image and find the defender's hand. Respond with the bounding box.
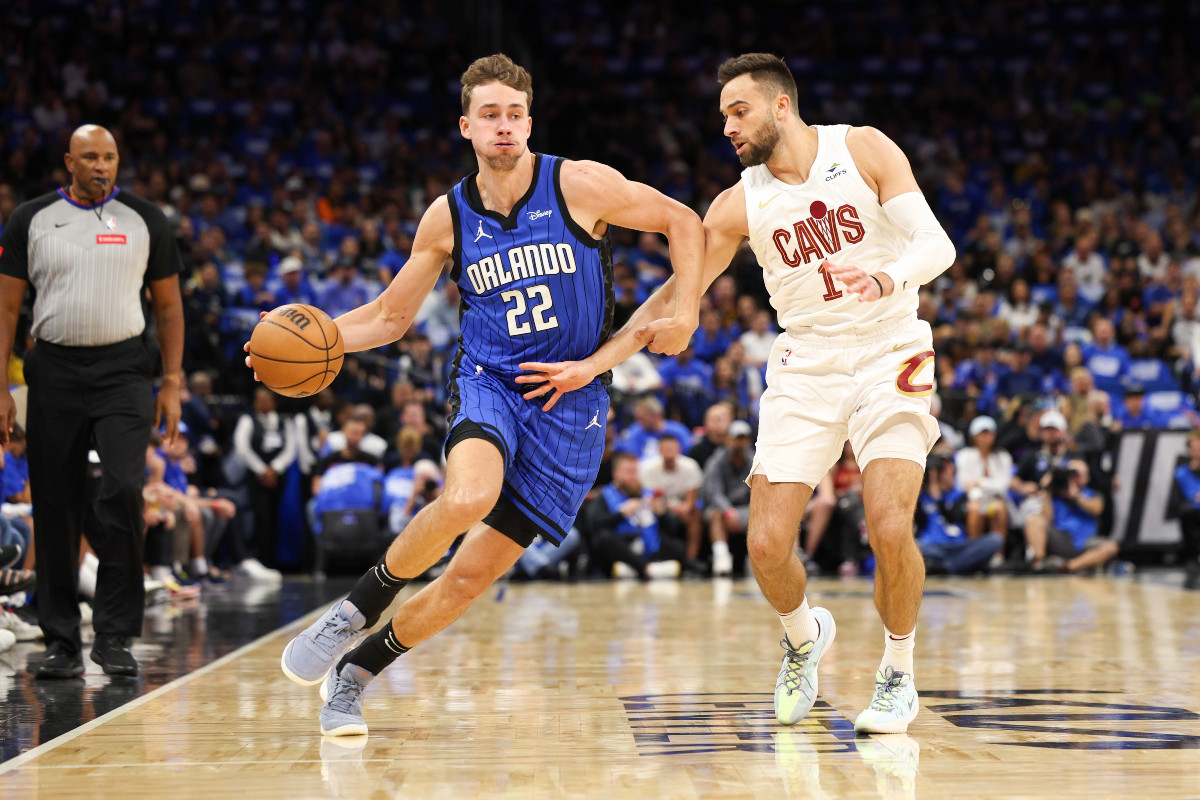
[639,313,698,356]
[517,360,598,412]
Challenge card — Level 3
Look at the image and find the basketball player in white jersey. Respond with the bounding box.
[519,53,955,734]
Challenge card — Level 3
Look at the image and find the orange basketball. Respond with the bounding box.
[248,304,344,397]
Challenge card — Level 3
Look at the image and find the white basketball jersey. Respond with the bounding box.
[742,124,917,333]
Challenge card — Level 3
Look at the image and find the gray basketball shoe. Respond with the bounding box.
[281,599,368,685]
[320,662,375,736]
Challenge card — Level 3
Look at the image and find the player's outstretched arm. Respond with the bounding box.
[559,160,704,356]
[335,197,452,352]
[518,184,748,411]
[823,126,955,301]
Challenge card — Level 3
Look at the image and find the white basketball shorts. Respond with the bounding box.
[749,314,940,487]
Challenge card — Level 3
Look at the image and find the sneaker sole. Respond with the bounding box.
[35,663,86,679]
[281,638,331,687]
[775,608,837,726]
[854,697,920,734]
[322,721,368,737]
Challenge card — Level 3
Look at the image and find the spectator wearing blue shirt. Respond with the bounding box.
[951,340,1008,415]
[692,308,734,364]
[320,262,372,319]
[1168,430,1200,590]
[657,346,714,430]
[915,455,1003,575]
[1081,318,1132,395]
[583,452,684,580]
[231,261,277,314]
[996,344,1045,409]
[614,397,692,461]
[1143,259,1186,323]
[1053,271,1093,332]
[274,256,319,307]
[1027,322,1064,377]
[629,231,671,292]
[1115,385,1167,429]
[1025,459,1118,573]
[0,426,30,504]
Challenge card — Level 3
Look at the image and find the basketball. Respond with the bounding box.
[248,304,344,397]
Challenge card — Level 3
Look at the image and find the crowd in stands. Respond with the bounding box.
[3,0,1200,650]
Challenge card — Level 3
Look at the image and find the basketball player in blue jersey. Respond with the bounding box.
[521,53,956,735]
[269,54,705,736]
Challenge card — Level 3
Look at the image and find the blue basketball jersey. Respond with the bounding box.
[447,154,615,381]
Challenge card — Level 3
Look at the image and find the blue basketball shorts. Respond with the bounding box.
[446,356,609,547]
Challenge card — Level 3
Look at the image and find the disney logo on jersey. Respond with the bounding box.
[825,162,847,182]
[464,242,578,294]
[771,200,865,267]
[526,209,553,222]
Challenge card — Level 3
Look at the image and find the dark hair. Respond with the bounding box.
[716,53,799,115]
[658,433,680,445]
[610,451,639,470]
[460,53,533,115]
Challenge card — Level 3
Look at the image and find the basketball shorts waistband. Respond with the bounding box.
[783,313,922,349]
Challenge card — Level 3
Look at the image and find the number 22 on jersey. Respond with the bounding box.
[501,283,559,336]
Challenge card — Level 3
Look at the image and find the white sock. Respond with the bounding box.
[149,565,173,582]
[191,556,209,576]
[881,627,915,676]
[780,598,820,648]
[83,552,100,571]
[712,540,730,558]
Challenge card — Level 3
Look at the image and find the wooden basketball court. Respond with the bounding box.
[3,575,1199,798]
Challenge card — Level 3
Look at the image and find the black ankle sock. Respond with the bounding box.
[337,624,409,675]
[346,554,410,627]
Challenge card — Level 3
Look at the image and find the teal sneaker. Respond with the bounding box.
[774,606,836,725]
[854,667,919,734]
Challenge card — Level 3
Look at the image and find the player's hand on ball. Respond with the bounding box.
[638,313,697,356]
[242,311,269,381]
[517,361,597,411]
[822,259,890,302]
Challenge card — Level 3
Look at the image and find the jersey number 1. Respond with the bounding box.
[502,284,559,336]
[817,263,843,302]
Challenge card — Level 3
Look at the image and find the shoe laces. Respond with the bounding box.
[327,673,365,714]
[779,638,815,696]
[313,607,355,653]
[868,667,911,712]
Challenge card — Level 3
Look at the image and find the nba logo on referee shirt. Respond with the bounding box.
[105,216,117,232]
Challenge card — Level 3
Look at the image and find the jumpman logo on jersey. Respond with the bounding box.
[585,411,601,430]
[474,220,493,243]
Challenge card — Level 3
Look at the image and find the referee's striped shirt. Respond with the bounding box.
[0,187,183,347]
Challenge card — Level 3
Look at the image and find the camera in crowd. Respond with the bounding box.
[1047,466,1084,498]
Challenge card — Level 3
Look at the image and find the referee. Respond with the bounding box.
[0,125,184,678]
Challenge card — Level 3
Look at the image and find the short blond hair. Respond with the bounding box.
[460,53,532,115]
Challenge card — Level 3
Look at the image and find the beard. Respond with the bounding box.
[737,119,781,167]
[484,142,525,172]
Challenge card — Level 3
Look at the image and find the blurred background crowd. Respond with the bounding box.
[1,0,1199,635]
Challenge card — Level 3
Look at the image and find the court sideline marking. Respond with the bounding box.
[0,604,327,776]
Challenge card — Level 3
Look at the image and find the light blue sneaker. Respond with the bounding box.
[281,599,367,686]
[774,606,836,725]
[854,667,919,733]
[320,662,375,736]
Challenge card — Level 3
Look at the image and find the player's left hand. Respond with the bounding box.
[638,313,698,356]
[517,360,598,411]
[822,259,891,302]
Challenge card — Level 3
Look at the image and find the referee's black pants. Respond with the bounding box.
[25,338,154,654]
